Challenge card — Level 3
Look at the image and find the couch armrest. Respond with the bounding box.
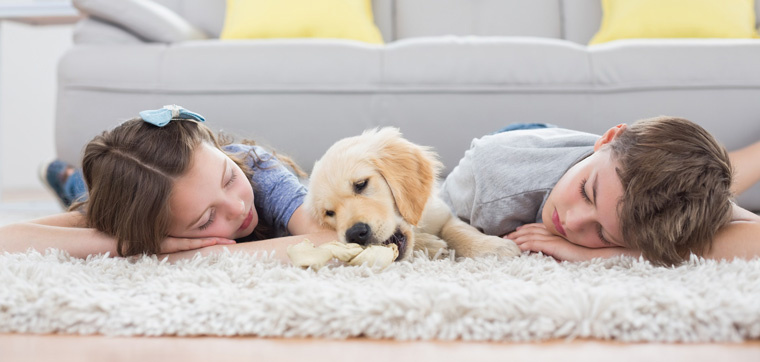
[73,0,208,43]
[73,17,143,44]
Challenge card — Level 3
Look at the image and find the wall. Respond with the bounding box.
[0,19,73,197]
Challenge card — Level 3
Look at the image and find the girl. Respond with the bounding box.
[0,105,337,262]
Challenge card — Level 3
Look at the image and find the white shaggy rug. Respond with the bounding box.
[1,248,759,342]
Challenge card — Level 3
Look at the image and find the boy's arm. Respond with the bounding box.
[512,203,760,263]
[506,223,641,261]
[728,140,760,195]
[703,203,760,261]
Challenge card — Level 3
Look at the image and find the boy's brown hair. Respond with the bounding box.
[609,116,733,266]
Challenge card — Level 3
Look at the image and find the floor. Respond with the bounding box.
[0,188,61,222]
[1,334,758,362]
[1,189,759,362]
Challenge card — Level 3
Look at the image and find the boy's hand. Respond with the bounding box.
[505,223,634,261]
[159,237,236,254]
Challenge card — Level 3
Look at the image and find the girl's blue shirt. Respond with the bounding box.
[223,144,307,240]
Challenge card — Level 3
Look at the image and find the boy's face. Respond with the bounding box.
[540,125,628,249]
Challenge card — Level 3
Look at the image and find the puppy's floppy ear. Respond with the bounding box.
[371,128,442,226]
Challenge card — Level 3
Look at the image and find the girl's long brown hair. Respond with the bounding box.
[78,118,305,256]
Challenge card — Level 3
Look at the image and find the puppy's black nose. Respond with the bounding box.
[346,223,371,245]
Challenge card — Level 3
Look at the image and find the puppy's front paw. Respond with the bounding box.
[464,235,521,259]
[413,232,448,257]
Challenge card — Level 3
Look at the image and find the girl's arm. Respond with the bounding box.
[287,204,332,235]
[161,230,339,263]
[162,205,339,263]
[0,212,229,258]
[0,212,118,258]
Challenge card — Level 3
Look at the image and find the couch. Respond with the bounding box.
[57,0,760,210]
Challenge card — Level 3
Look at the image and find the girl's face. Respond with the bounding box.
[168,142,257,240]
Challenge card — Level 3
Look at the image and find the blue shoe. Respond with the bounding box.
[38,159,75,209]
[492,123,556,135]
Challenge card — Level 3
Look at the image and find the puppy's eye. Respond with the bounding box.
[353,179,368,194]
[325,210,335,217]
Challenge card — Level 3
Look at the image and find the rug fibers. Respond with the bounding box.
[1,249,759,342]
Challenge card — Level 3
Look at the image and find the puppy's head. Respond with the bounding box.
[305,127,442,261]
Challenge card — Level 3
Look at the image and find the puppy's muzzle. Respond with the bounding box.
[346,222,407,261]
[346,222,371,245]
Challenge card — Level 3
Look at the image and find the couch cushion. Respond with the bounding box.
[394,0,562,40]
[589,0,759,45]
[59,45,169,89]
[371,0,394,43]
[59,40,384,92]
[219,0,383,44]
[153,0,394,41]
[383,36,591,89]
[562,0,760,45]
[561,0,603,45]
[590,39,760,89]
[62,36,593,93]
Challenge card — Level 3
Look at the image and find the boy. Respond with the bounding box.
[441,116,760,265]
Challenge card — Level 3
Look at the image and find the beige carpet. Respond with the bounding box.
[1,243,759,342]
[2,199,759,342]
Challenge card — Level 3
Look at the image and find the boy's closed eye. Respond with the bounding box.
[579,176,614,247]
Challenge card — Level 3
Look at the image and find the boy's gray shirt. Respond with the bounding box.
[440,128,598,236]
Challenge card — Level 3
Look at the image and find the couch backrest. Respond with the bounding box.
[151,0,225,38]
[562,0,602,44]
[390,0,563,40]
[150,0,760,45]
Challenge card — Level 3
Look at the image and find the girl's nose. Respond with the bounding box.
[225,199,246,220]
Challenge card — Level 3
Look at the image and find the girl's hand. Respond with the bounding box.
[159,237,236,254]
[505,223,633,262]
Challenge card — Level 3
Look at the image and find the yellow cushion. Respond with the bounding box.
[589,0,759,45]
[220,0,384,44]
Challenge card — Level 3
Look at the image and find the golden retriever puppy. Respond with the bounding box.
[305,127,521,261]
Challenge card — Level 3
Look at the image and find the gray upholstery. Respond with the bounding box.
[74,0,207,42]
[59,0,760,210]
[72,17,143,44]
[393,0,563,39]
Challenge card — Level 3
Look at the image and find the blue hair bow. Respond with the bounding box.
[139,105,206,127]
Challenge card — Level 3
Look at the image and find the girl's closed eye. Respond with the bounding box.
[225,171,237,187]
[198,167,237,231]
[199,209,216,230]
